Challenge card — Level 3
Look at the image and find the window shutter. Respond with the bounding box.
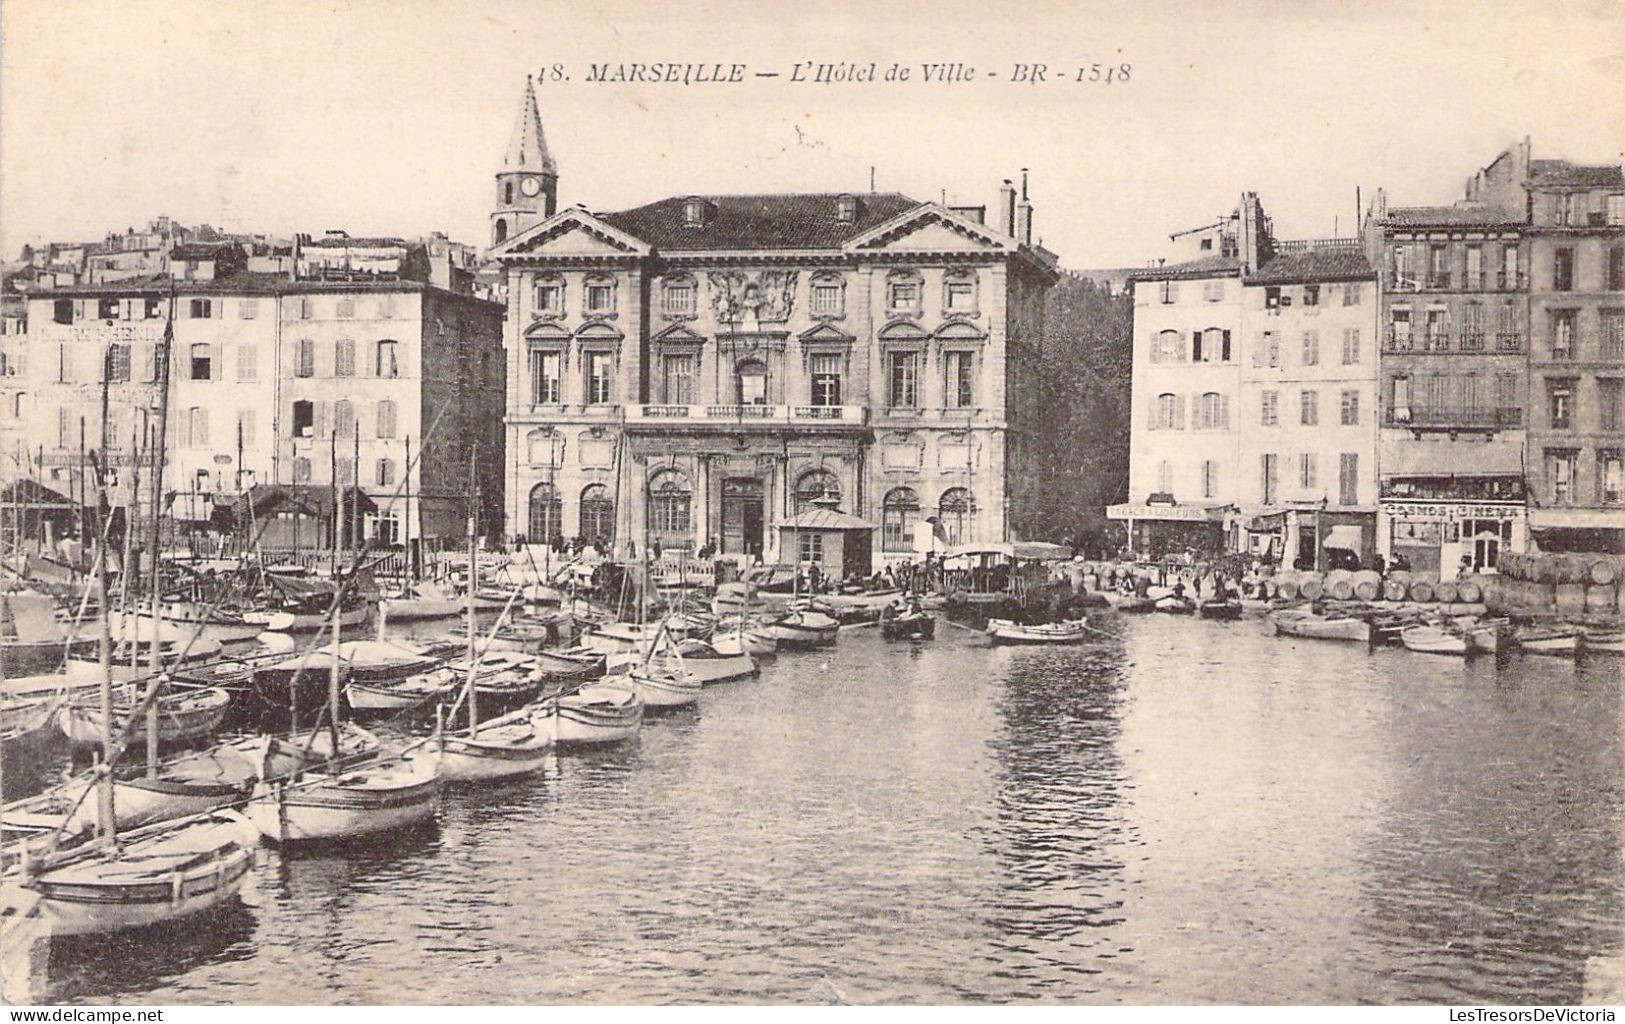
[1220,394,1230,429]
[1148,401,1159,431]
[1192,331,1202,361]
[1222,330,1232,361]
[211,344,224,380]
[1174,394,1186,429]
[316,401,330,438]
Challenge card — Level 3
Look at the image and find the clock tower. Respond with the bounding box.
[492,75,557,248]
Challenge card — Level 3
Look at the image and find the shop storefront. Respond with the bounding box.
[1378,498,1527,575]
[1244,507,1377,570]
[1106,501,1232,559]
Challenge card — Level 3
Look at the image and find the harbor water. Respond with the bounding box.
[34,614,1625,1004]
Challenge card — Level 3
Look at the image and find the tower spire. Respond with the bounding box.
[504,74,556,176]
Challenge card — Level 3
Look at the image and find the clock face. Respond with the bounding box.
[521,177,542,197]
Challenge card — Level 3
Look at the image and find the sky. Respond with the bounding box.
[2,0,1623,269]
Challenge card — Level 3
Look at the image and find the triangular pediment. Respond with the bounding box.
[652,322,706,344]
[494,207,651,260]
[846,204,1013,254]
[798,322,855,344]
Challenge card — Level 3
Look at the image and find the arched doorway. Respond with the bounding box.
[882,487,920,552]
[793,469,842,513]
[721,477,764,557]
[938,487,976,546]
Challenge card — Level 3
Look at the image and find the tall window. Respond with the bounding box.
[375,399,397,439]
[1551,310,1576,359]
[296,338,315,377]
[580,484,615,543]
[1300,389,1319,426]
[1465,245,1484,288]
[1159,280,1178,305]
[882,487,919,552]
[1151,329,1183,363]
[586,352,613,404]
[1194,328,1229,363]
[811,278,844,316]
[1301,330,1319,366]
[187,407,208,448]
[528,483,563,542]
[938,488,975,545]
[1599,450,1623,505]
[1339,454,1358,506]
[376,459,395,487]
[190,343,214,381]
[1553,248,1574,291]
[531,350,562,404]
[648,471,691,535]
[798,532,824,564]
[888,275,921,312]
[292,400,314,438]
[334,339,356,377]
[334,399,355,438]
[1424,310,1449,351]
[1156,460,1173,494]
[793,470,842,513]
[1601,379,1622,434]
[107,344,131,383]
[1547,449,1577,505]
[945,351,975,408]
[584,277,616,315]
[888,352,919,408]
[1390,310,1412,350]
[237,410,256,447]
[189,298,213,319]
[1548,380,1574,429]
[1200,460,1218,499]
[1340,390,1359,425]
[293,457,312,483]
[736,359,767,405]
[1196,392,1226,430]
[663,277,695,316]
[376,339,400,378]
[1427,244,1450,289]
[810,353,842,406]
[1261,390,1278,426]
[237,342,257,381]
[1261,453,1278,505]
[1152,392,1183,430]
[1341,328,1361,365]
[298,297,314,320]
[533,276,564,315]
[1299,452,1317,490]
[661,354,694,404]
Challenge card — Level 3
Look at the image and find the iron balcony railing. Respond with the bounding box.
[1384,406,1523,428]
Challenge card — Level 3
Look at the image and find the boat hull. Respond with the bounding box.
[763,613,839,649]
[1269,612,1371,643]
[31,811,257,937]
[1582,628,1624,654]
[1401,626,1470,655]
[881,615,936,640]
[435,724,553,782]
[552,686,644,745]
[986,618,1091,645]
[245,760,442,843]
[1518,630,1581,657]
[58,688,233,749]
[627,670,702,708]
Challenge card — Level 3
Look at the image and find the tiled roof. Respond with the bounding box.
[1127,255,1243,282]
[599,193,920,251]
[37,272,452,298]
[775,507,877,531]
[169,242,240,260]
[1529,160,1623,188]
[1381,205,1522,227]
[1248,248,1375,284]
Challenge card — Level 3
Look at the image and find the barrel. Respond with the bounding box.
[1555,583,1589,615]
[1434,579,1459,604]
[1297,572,1324,600]
[1326,570,1354,601]
[1408,579,1435,603]
[1455,578,1483,603]
[1276,575,1300,600]
[1585,585,1619,613]
[1351,570,1381,601]
[1382,578,1408,601]
[1590,558,1619,587]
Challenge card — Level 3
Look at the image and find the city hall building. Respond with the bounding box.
[490,79,1059,569]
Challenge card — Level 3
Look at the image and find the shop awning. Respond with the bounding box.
[1529,508,1625,531]
[1382,439,1523,478]
[1106,502,1230,523]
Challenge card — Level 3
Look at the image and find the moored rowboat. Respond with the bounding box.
[1268,610,1370,643]
[551,684,643,745]
[1400,624,1470,656]
[986,618,1091,645]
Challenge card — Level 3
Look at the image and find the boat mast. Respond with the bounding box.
[329,433,342,758]
[145,292,175,762]
[465,442,478,737]
[91,375,116,846]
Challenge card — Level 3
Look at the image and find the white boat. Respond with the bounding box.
[986,618,1091,645]
[625,667,702,709]
[25,809,257,937]
[434,707,555,783]
[379,582,462,622]
[711,619,779,658]
[552,684,643,746]
[1267,609,1371,643]
[1400,624,1470,656]
[762,609,839,649]
[245,602,369,634]
[345,672,456,715]
[578,621,660,655]
[243,747,442,844]
[111,604,263,646]
[0,882,50,1003]
[668,639,756,685]
[1516,626,1582,657]
[58,686,233,749]
[0,589,93,675]
[65,635,224,683]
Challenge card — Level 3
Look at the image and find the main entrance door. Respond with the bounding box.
[722,477,764,557]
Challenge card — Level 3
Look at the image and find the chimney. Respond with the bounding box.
[998,179,1017,237]
[1014,168,1033,245]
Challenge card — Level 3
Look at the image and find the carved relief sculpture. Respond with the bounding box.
[708,270,799,325]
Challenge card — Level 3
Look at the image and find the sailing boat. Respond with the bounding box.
[14,348,258,936]
[434,448,554,782]
[241,448,441,843]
